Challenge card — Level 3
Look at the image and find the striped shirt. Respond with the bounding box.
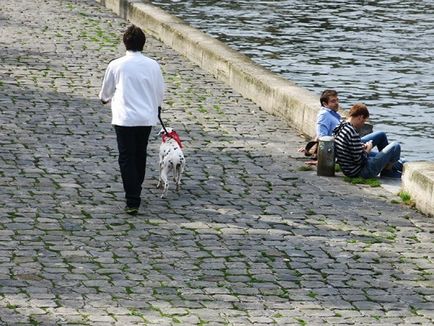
[333,122,367,177]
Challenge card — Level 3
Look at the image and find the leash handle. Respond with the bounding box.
[158,106,170,135]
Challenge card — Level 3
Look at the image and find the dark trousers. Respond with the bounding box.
[114,125,152,208]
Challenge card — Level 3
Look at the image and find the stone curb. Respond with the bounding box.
[402,162,434,217]
[95,0,433,217]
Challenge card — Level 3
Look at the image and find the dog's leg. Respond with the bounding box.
[175,161,185,191]
[157,161,164,189]
[172,157,179,182]
[160,165,170,198]
[175,164,181,191]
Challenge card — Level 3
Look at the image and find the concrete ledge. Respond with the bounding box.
[402,162,434,217]
[95,0,433,217]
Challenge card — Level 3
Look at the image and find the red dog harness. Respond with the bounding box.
[162,130,183,148]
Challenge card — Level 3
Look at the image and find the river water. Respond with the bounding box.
[150,0,434,161]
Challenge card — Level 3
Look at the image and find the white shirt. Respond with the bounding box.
[99,51,165,126]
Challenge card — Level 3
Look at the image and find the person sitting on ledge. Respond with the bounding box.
[298,89,341,161]
[333,103,403,178]
[317,89,342,138]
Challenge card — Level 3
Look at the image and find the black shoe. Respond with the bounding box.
[380,169,402,179]
[124,206,139,215]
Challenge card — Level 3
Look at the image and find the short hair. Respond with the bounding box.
[349,103,369,118]
[320,89,338,106]
[123,25,146,51]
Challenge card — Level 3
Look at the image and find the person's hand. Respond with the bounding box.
[298,147,306,153]
[364,140,373,153]
[305,160,318,166]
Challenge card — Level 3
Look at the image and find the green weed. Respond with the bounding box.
[398,191,415,207]
[307,290,317,298]
[343,176,381,187]
[298,165,313,171]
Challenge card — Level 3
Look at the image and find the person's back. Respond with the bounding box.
[333,121,365,177]
[106,53,163,126]
[316,89,341,138]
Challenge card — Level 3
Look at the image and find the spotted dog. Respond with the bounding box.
[157,128,185,198]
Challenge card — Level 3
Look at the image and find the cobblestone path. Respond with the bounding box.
[0,0,433,324]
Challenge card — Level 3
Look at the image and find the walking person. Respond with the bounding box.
[333,103,402,178]
[99,25,165,215]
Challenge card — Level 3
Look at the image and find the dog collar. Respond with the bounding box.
[162,131,183,148]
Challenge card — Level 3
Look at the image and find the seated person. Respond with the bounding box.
[333,103,402,178]
[316,89,342,138]
[298,89,341,160]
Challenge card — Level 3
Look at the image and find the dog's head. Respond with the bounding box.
[157,127,173,136]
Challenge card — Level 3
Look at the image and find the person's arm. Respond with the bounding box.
[98,64,115,104]
[349,131,366,162]
[316,111,331,137]
[155,64,165,107]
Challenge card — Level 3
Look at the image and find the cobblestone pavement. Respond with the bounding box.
[1,0,433,325]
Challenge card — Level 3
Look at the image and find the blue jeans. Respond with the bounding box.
[359,141,401,178]
[361,131,388,152]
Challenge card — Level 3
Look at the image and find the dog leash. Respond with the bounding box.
[158,106,183,148]
[158,106,170,136]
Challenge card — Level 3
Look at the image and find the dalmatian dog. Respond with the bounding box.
[157,127,185,198]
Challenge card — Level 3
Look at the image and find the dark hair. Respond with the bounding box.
[320,89,338,106]
[123,25,146,51]
[349,102,369,118]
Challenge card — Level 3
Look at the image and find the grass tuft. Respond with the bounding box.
[398,191,415,207]
[298,165,313,171]
[343,176,381,187]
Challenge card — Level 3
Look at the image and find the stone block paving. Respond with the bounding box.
[0,0,433,324]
